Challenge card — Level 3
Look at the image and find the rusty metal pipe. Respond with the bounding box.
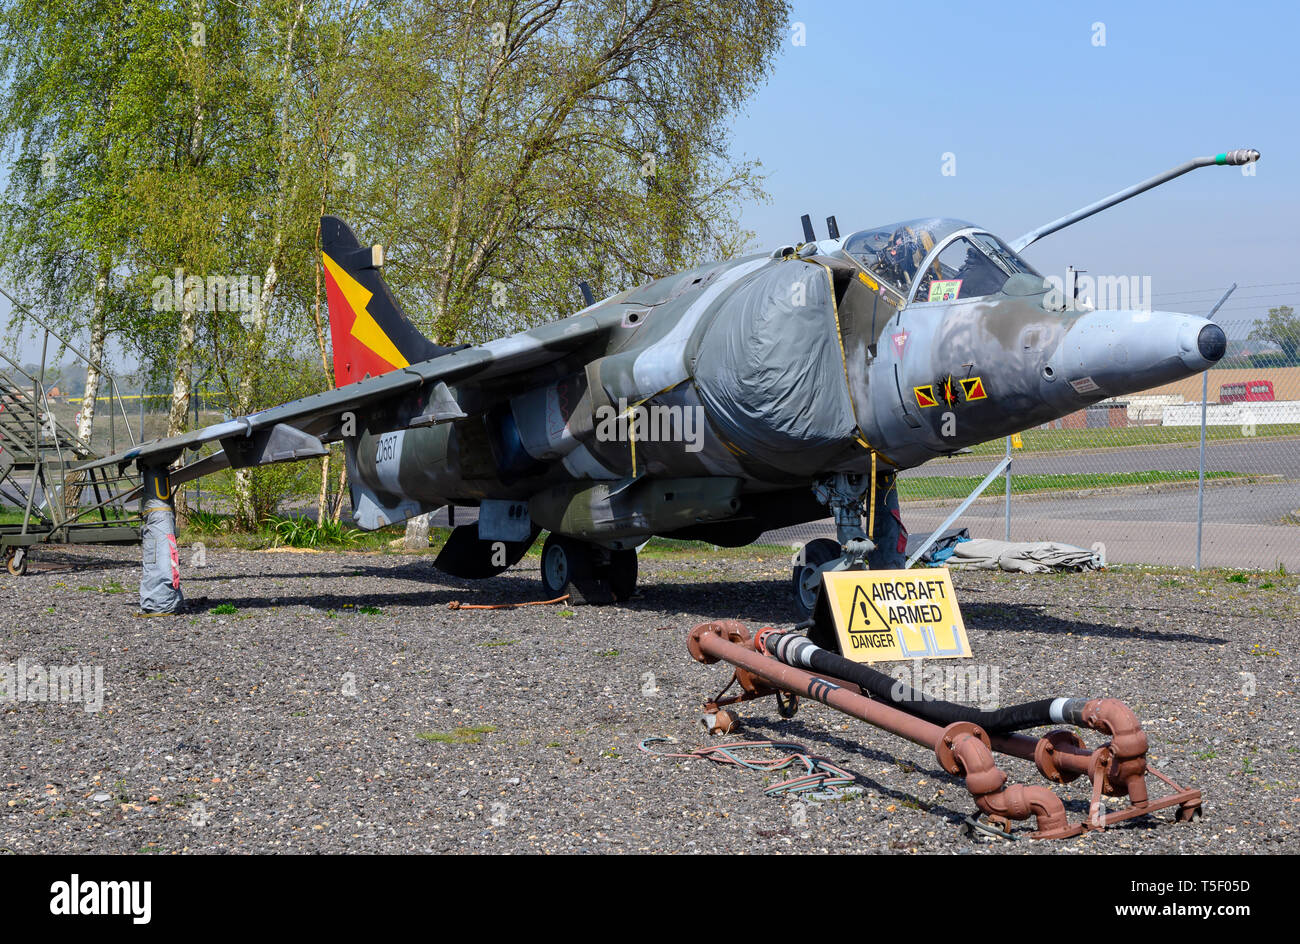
[691,622,946,749]
[949,730,1070,836]
[689,622,1073,837]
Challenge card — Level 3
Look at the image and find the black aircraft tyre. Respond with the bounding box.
[601,548,638,602]
[791,537,840,621]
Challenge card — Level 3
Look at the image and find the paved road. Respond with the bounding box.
[953,481,1299,524]
[762,482,1300,570]
[406,481,1300,569]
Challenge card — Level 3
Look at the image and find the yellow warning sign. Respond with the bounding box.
[822,568,971,662]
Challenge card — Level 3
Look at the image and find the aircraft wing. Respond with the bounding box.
[79,306,623,476]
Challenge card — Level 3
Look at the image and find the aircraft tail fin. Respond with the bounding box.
[320,215,456,387]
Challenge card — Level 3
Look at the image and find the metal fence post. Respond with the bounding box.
[1196,284,1238,571]
[1004,435,1012,542]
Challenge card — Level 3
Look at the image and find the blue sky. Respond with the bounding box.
[730,0,1297,326]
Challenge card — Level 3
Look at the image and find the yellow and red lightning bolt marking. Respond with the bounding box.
[321,251,408,387]
[939,375,958,408]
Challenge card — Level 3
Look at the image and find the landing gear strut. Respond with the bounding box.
[540,533,638,604]
[791,469,908,620]
[790,473,875,620]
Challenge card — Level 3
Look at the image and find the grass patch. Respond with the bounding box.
[964,424,1300,456]
[898,470,1236,501]
[416,725,497,745]
[74,579,128,594]
[210,603,237,615]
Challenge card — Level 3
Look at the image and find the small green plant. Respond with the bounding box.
[357,605,382,615]
[1226,573,1249,584]
[211,603,237,615]
[416,725,497,744]
[263,514,360,548]
[186,509,231,534]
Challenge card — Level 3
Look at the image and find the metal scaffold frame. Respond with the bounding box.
[0,287,142,575]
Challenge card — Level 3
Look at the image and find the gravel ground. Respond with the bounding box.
[1,544,1296,854]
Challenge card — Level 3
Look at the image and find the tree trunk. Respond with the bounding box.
[63,264,110,516]
[165,278,198,521]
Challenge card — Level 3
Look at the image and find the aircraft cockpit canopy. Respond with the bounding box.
[839,218,1041,303]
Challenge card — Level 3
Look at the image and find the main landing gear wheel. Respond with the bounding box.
[791,537,839,621]
[540,534,638,604]
[603,549,638,602]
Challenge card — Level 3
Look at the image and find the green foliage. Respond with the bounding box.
[185,509,232,534]
[263,513,360,548]
[353,0,790,344]
[1247,306,1299,366]
[0,0,790,524]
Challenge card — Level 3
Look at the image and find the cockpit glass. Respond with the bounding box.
[969,233,1039,278]
[839,218,972,294]
[910,231,1042,302]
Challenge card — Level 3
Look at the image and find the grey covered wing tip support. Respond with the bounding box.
[138,464,183,615]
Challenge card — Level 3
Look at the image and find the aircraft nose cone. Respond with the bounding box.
[1046,310,1227,403]
[1197,323,1227,362]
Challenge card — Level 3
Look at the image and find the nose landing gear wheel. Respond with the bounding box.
[791,538,839,621]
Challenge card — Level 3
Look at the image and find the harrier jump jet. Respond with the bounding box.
[90,149,1257,614]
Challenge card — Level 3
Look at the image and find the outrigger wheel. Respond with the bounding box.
[540,533,637,605]
[5,547,28,577]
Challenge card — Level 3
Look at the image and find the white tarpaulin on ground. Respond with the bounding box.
[948,539,1101,573]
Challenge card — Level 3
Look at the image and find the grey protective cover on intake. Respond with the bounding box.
[139,501,184,613]
[692,262,857,472]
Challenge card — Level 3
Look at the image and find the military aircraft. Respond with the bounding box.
[90,148,1258,615]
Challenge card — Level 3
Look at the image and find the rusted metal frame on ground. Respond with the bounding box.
[687,620,1201,840]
